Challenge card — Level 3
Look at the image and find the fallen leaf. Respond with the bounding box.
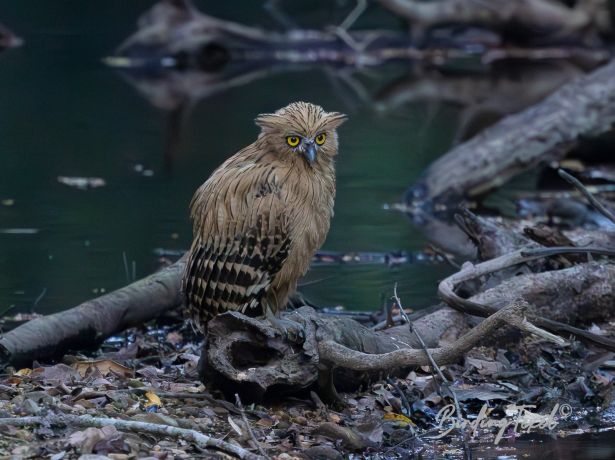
[72,359,134,378]
[165,331,183,346]
[466,357,506,376]
[383,413,415,427]
[455,386,512,402]
[228,416,243,436]
[144,391,162,411]
[30,364,81,384]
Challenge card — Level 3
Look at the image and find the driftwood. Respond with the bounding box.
[0,256,186,369]
[109,0,610,113]
[200,301,560,401]
[201,252,614,401]
[406,57,615,205]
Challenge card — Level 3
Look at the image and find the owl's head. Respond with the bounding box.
[255,101,347,165]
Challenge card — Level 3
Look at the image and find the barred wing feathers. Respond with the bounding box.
[183,160,291,327]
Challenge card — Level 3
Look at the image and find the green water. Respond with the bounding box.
[0,2,459,315]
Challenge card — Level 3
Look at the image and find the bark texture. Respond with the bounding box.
[407,58,615,204]
[0,257,186,369]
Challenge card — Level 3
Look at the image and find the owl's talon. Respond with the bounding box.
[266,310,305,344]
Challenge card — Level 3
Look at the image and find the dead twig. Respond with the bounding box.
[340,0,368,31]
[0,413,263,460]
[395,284,466,458]
[235,394,269,459]
[558,168,615,225]
[319,300,557,371]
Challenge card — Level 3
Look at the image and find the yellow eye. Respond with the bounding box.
[315,133,326,145]
[286,136,300,147]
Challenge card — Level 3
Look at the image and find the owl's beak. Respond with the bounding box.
[304,142,317,164]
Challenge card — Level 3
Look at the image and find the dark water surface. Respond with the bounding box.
[0,2,456,315]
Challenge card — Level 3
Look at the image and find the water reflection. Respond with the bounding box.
[0,1,606,318]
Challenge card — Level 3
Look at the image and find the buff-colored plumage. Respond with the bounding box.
[183,101,347,331]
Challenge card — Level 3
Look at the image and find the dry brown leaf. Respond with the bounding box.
[68,426,119,454]
[383,413,415,427]
[72,359,134,378]
[30,364,81,384]
[466,357,506,376]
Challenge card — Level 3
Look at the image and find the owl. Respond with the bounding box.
[183,101,347,331]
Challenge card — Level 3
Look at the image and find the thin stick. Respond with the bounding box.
[0,413,263,460]
[558,169,615,225]
[386,377,416,435]
[340,0,368,30]
[235,394,269,459]
[393,284,468,457]
[122,251,130,283]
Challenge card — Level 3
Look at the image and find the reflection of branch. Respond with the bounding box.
[0,22,22,50]
[377,0,610,42]
[408,58,615,203]
[375,61,585,141]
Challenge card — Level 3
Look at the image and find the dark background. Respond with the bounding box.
[0,1,456,315]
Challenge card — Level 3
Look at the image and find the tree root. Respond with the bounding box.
[318,300,562,372]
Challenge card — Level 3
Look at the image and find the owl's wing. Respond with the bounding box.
[183,163,291,324]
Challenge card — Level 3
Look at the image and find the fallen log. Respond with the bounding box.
[201,251,615,400]
[0,256,186,369]
[439,246,615,350]
[406,58,615,204]
[200,301,558,401]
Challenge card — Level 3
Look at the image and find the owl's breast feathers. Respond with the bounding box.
[183,151,333,328]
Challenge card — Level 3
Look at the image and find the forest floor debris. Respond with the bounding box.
[1,311,614,459]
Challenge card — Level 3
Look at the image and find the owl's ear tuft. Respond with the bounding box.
[321,112,348,131]
[255,113,284,131]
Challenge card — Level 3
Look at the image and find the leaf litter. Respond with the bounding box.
[1,312,615,459]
